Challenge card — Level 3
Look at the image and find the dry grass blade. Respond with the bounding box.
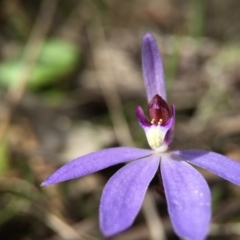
[0,0,58,145]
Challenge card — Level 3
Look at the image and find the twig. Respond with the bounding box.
[86,26,134,146]
[47,216,99,240]
[143,191,166,240]
[45,212,81,240]
[210,223,240,236]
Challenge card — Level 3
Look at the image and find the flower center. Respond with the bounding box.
[148,94,171,125]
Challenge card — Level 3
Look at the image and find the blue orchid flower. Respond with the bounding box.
[42,33,240,240]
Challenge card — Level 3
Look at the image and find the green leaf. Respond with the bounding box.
[0,140,9,176]
[0,39,80,89]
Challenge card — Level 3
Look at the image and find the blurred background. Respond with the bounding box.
[0,0,240,239]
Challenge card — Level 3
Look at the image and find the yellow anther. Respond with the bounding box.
[151,119,155,124]
[158,119,163,125]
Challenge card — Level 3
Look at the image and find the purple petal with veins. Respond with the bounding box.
[161,154,211,240]
[163,105,175,146]
[173,150,240,185]
[135,106,151,128]
[41,147,152,186]
[100,155,160,236]
[142,33,166,102]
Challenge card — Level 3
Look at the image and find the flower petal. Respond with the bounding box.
[135,106,151,128]
[161,154,211,240]
[100,155,160,236]
[173,150,240,185]
[142,33,166,102]
[163,104,175,146]
[41,147,152,186]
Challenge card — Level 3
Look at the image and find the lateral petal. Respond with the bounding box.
[100,155,160,236]
[173,150,240,185]
[135,106,151,128]
[41,147,152,186]
[161,154,211,240]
